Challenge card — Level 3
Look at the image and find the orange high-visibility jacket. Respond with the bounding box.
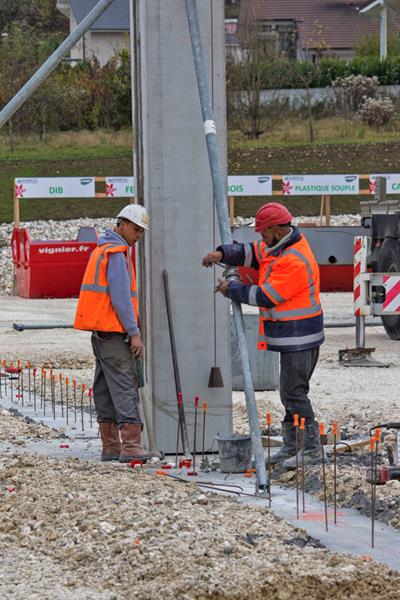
[74,243,138,333]
[254,236,323,351]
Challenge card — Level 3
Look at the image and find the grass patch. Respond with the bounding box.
[1,126,400,222]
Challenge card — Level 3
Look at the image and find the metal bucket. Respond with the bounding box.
[215,433,252,473]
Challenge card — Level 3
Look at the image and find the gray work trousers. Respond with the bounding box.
[91,331,141,425]
[280,347,319,423]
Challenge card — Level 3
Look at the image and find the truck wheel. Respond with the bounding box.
[378,238,400,340]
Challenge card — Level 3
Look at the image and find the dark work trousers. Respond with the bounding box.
[91,331,141,425]
[280,347,319,423]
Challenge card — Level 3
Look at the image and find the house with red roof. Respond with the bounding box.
[238,0,389,61]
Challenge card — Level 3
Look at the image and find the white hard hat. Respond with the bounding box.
[117,204,150,231]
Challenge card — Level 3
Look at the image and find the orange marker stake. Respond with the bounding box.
[51,374,56,419]
[333,421,339,525]
[294,414,300,518]
[319,422,328,532]
[300,418,306,512]
[267,412,272,508]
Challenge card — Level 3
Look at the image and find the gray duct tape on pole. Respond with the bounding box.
[185,0,268,493]
[0,0,115,129]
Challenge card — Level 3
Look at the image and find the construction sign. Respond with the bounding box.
[282,175,360,196]
[105,177,135,197]
[15,177,96,198]
[369,174,400,194]
[227,175,272,196]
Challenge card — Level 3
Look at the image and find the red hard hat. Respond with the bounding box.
[255,203,293,232]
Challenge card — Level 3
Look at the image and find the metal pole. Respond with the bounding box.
[380,6,388,61]
[356,316,365,348]
[185,0,268,493]
[0,0,116,129]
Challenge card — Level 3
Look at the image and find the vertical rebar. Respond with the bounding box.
[175,392,185,467]
[80,384,85,431]
[89,388,93,428]
[73,379,77,422]
[202,400,207,462]
[3,360,7,395]
[33,368,37,412]
[65,378,69,426]
[300,418,306,513]
[52,375,56,420]
[372,428,381,548]
[320,423,328,532]
[28,362,31,406]
[43,371,47,416]
[370,435,376,548]
[59,374,64,417]
[333,421,338,525]
[192,396,199,474]
[294,414,299,519]
[267,413,272,509]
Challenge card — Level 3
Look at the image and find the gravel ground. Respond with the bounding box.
[1,216,400,595]
[0,446,399,599]
[0,214,360,296]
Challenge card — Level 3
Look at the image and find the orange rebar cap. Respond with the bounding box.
[293,414,299,427]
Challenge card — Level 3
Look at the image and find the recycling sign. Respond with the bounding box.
[282,175,359,196]
[227,175,272,196]
[14,177,95,198]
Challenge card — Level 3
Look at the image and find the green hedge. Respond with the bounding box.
[243,56,400,89]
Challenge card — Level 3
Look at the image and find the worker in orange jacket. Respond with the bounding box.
[74,204,152,463]
[202,202,324,470]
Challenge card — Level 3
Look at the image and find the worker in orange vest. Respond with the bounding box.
[74,204,152,463]
[202,202,324,470]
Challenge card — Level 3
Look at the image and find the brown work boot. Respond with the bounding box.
[119,423,152,463]
[99,422,121,461]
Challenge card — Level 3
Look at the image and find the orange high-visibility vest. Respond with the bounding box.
[74,243,138,333]
[254,236,322,350]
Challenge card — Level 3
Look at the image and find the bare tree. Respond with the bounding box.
[227,17,284,138]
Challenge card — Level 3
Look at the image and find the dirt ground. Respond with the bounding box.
[1,292,400,597]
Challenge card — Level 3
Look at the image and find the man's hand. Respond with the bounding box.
[214,277,229,297]
[202,251,223,268]
[130,334,144,358]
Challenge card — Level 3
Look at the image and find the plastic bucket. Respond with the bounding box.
[215,433,252,473]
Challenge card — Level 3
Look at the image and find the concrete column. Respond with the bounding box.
[136,0,232,453]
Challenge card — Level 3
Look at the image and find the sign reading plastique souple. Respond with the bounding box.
[105,177,135,197]
[369,174,400,195]
[15,177,95,199]
[227,175,272,196]
[282,175,359,196]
